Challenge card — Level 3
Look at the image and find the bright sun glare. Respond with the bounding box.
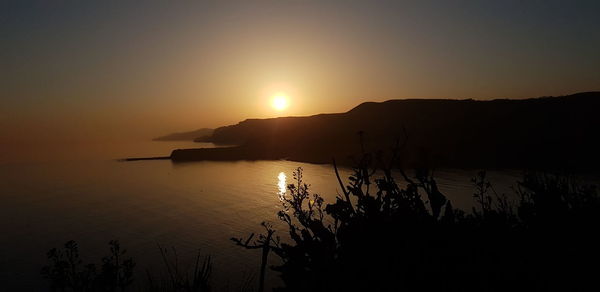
[271,94,289,111]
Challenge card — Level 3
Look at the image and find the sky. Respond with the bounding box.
[1,0,599,148]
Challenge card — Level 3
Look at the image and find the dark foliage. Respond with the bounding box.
[41,240,135,292]
[144,246,212,292]
[42,241,213,292]
[236,150,600,291]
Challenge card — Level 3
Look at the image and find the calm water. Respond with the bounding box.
[0,141,524,290]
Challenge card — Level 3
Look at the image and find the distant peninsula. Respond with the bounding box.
[153,128,214,141]
[155,92,600,170]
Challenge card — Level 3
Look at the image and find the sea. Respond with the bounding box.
[0,140,539,290]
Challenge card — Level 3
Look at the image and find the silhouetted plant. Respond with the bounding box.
[231,223,279,292]
[470,170,517,227]
[236,144,600,291]
[100,240,136,291]
[516,172,600,227]
[42,240,135,292]
[145,245,212,292]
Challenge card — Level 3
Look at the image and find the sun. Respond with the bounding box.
[271,94,289,111]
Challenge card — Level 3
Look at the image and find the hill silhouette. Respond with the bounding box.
[153,128,214,141]
[173,92,600,169]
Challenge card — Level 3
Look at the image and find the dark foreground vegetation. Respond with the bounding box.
[45,142,600,291]
[42,242,212,292]
[233,146,600,292]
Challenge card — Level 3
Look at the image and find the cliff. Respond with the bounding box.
[172,92,600,169]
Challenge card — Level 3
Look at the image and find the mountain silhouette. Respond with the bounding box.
[153,128,214,141]
[173,92,600,169]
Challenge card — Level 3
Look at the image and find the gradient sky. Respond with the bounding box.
[1,0,599,147]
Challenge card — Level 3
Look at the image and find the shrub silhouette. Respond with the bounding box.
[42,240,135,292]
[235,149,600,291]
[42,241,214,292]
[144,245,212,292]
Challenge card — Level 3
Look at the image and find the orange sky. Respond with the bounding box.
[1,1,599,151]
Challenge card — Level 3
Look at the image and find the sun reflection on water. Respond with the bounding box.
[278,172,287,196]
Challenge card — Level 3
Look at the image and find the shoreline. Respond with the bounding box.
[121,146,600,174]
[119,156,171,162]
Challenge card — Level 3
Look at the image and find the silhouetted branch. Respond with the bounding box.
[333,158,355,214]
